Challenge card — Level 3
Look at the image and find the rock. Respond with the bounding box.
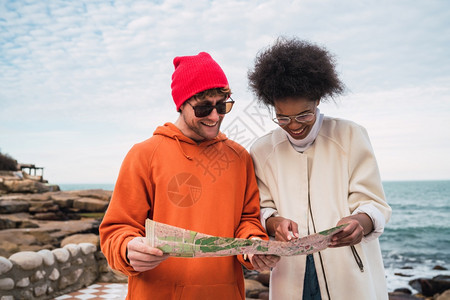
[37,249,55,266]
[258,291,269,300]
[9,251,43,270]
[0,257,13,275]
[0,218,17,229]
[67,189,112,201]
[20,193,51,201]
[2,179,54,194]
[245,278,269,298]
[434,265,448,270]
[95,252,128,283]
[0,171,22,180]
[52,248,70,263]
[58,268,83,289]
[0,241,20,257]
[32,211,65,220]
[73,197,108,212]
[0,231,40,254]
[49,268,60,281]
[28,200,58,213]
[388,291,421,299]
[16,277,30,288]
[257,270,270,286]
[50,192,76,208]
[61,234,99,248]
[0,277,14,290]
[47,219,100,241]
[63,244,81,257]
[409,275,450,297]
[0,213,40,230]
[435,289,450,300]
[435,275,450,282]
[96,267,128,283]
[34,283,47,297]
[393,288,412,294]
[0,200,29,214]
[243,268,259,280]
[395,273,413,277]
[79,243,97,255]
[19,220,40,228]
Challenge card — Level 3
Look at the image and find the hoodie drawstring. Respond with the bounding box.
[174,136,193,160]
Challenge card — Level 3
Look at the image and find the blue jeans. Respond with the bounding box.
[303,254,322,300]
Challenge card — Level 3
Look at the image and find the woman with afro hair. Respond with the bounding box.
[248,37,391,300]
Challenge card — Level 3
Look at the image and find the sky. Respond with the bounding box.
[1,0,449,184]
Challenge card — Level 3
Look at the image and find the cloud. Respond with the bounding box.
[1,0,449,183]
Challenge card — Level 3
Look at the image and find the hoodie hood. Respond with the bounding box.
[153,122,229,160]
[154,122,228,145]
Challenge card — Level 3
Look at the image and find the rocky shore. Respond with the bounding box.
[0,187,109,258]
[0,170,449,299]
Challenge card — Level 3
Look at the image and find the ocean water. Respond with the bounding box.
[58,180,450,292]
[380,180,450,292]
[58,183,115,191]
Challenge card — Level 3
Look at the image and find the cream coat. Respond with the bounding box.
[250,117,392,300]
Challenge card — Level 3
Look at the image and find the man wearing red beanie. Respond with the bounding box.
[100,52,279,299]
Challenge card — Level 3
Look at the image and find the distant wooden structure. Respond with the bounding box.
[19,164,44,182]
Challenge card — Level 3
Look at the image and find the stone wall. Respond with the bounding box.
[0,243,112,300]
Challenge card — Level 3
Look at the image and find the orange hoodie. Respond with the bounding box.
[99,122,268,300]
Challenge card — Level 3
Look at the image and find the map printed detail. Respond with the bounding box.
[145,219,347,257]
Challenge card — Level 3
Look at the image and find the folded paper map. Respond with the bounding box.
[145,219,347,257]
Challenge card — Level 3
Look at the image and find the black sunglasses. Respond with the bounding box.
[186,98,235,118]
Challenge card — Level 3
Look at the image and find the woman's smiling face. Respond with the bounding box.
[273,97,319,140]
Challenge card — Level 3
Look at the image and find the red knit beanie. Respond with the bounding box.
[171,52,229,111]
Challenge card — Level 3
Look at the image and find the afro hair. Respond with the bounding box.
[248,37,345,106]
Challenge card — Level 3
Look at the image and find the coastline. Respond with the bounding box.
[386,265,449,294]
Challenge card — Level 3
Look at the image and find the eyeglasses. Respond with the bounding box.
[272,110,316,126]
[187,98,235,118]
